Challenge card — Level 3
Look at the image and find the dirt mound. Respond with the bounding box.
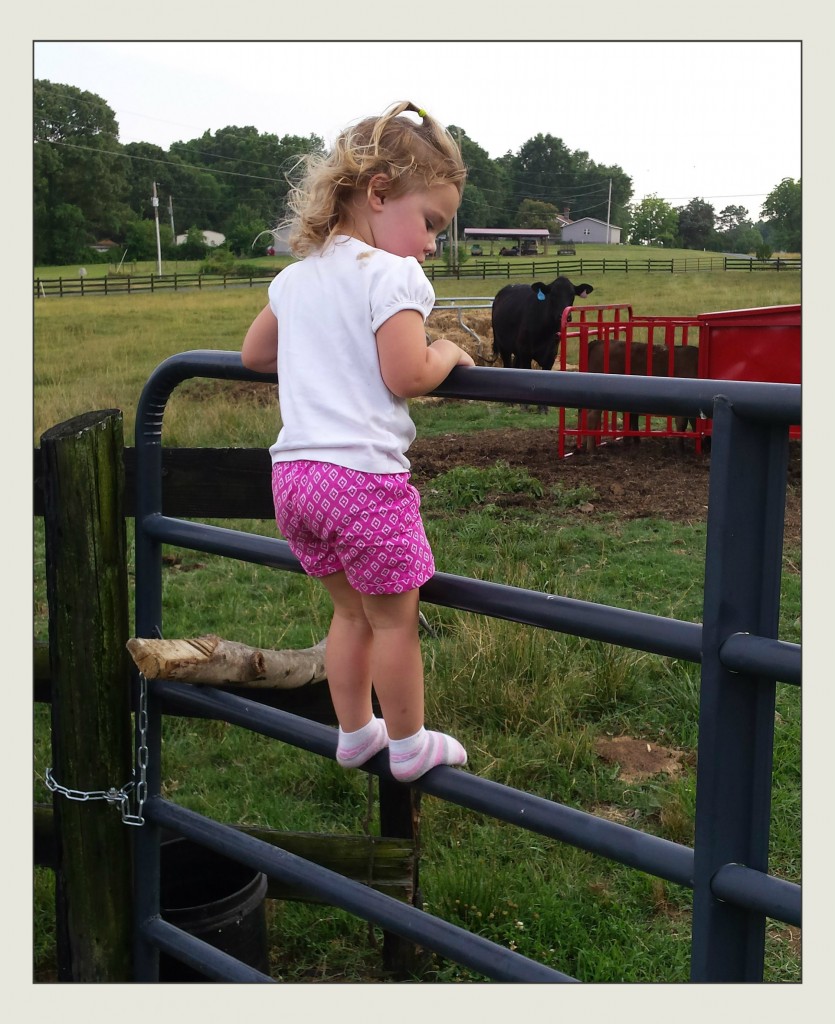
[425,310,497,364]
[593,736,687,782]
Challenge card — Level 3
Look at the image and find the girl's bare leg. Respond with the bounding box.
[319,571,375,732]
[321,577,466,779]
[360,589,424,740]
[361,589,466,781]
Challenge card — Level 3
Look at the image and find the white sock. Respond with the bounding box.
[389,727,467,783]
[336,717,389,769]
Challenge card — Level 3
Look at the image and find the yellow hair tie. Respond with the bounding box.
[417,108,427,118]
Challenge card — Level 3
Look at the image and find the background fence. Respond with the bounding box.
[34,255,801,298]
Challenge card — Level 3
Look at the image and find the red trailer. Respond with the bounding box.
[557,303,801,456]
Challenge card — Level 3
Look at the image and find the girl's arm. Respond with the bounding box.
[376,309,474,399]
[241,304,279,373]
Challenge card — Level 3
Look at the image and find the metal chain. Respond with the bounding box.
[123,671,149,826]
[44,672,149,827]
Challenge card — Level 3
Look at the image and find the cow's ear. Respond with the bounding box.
[531,281,549,294]
[575,283,594,297]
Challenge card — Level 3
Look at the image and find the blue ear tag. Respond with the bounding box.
[536,289,545,301]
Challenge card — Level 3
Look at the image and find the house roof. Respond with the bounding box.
[564,217,621,229]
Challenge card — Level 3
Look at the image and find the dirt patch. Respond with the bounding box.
[593,735,686,782]
[767,925,802,958]
[407,424,801,548]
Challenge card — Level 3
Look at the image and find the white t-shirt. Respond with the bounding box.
[267,235,435,474]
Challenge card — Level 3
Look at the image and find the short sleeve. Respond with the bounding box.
[369,255,436,333]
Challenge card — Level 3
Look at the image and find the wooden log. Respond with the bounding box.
[41,410,134,982]
[126,634,327,688]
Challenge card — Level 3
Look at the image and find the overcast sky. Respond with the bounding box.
[34,40,800,220]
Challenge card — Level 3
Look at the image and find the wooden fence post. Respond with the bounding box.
[378,779,424,977]
[41,410,134,982]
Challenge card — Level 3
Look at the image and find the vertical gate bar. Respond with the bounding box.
[691,397,789,982]
[131,374,170,982]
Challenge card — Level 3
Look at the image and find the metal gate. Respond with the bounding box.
[131,351,801,982]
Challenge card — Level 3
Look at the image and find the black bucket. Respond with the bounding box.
[159,837,270,982]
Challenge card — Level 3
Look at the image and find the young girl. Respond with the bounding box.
[241,101,473,783]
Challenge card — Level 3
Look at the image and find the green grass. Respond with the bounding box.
[32,267,801,983]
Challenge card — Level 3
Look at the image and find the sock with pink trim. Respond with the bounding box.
[389,727,467,783]
[336,717,389,769]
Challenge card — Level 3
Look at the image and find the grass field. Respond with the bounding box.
[33,265,801,983]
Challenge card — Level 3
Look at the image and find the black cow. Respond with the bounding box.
[491,276,594,372]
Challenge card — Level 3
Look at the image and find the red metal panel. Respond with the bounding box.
[697,305,800,438]
[556,304,801,456]
[697,305,801,385]
[557,306,704,457]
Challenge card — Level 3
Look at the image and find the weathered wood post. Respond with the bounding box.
[378,779,424,977]
[41,410,134,982]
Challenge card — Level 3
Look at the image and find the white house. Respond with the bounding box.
[561,217,621,245]
[175,229,226,247]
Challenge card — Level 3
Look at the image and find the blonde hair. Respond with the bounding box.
[285,101,467,257]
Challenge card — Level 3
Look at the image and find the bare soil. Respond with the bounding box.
[407,420,802,548]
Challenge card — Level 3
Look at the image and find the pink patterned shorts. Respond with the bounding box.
[271,460,435,596]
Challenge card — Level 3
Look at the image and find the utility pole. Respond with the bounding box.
[168,195,175,238]
[606,179,612,244]
[151,182,162,277]
[452,127,461,268]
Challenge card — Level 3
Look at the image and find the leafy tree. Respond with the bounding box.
[761,177,801,252]
[224,206,272,257]
[120,142,212,240]
[568,155,633,226]
[47,204,90,264]
[201,247,236,274]
[458,184,492,234]
[716,205,749,234]
[515,199,562,232]
[713,206,762,254]
[504,133,574,219]
[448,127,512,228]
[730,223,763,255]
[177,226,210,260]
[676,198,716,250]
[171,127,324,233]
[628,194,678,246]
[121,142,175,221]
[34,80,130,262]
[512,134,573,201]
[123,218,173,261]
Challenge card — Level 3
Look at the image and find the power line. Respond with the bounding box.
[35,137,287,185]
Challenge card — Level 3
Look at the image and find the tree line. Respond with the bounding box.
[33,79,801,266]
